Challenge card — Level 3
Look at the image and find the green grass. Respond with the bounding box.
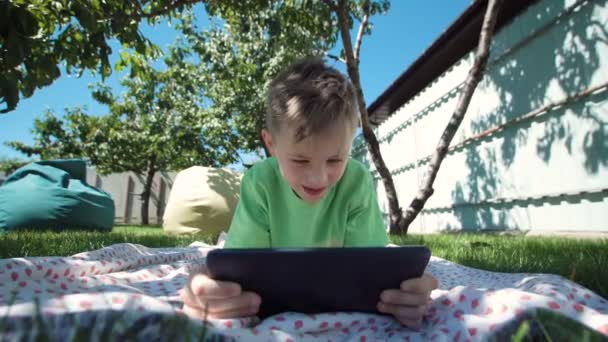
[496,308,608,342]
[393,233,608,299]
[0,225,217,258]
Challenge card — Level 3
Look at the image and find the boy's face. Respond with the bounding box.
[262,121,356,204]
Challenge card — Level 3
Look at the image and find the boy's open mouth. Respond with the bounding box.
[302,186,326,196]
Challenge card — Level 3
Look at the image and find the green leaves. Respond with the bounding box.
[0,0,386,118]
[0,0,203,113]
[0,157,30,175]
[188,0,390,154]
[185,1,341,153]
[7,37,240,178]
[6,109,83,160]
[4,0,392,163]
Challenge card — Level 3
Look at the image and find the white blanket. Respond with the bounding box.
[1,240,607,341]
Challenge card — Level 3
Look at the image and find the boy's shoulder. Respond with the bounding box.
[342,158,373,182]
[243,157,280,183]
[334,159,375,197]
[248,156,278,171]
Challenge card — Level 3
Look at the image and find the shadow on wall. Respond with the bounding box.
[119,166,241,226]
[127,173,174,225]
[449,0,607,231]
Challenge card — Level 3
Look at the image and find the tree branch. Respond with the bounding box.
[354,0,370,64]
[321,0,338,11]
[402,0,503,229]
[335,0,404,232]
[325,53,347,64]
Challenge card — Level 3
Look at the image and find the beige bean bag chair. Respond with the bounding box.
[163,166,241,235]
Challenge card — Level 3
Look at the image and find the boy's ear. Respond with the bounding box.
[261,129,275,156]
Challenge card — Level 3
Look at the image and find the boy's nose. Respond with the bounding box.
[307,165,328,186]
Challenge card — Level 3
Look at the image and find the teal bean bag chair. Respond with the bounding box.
[0,159,115,232]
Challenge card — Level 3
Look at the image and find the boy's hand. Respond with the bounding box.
[180,264,261,319]
[377,273,438,329]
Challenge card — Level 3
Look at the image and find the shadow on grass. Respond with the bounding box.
[391,233,608,299]
[0,230,219,259]
[493,308,607,341]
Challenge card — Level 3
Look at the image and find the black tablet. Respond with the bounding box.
[206,246,431,317]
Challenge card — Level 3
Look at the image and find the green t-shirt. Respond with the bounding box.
[225,157,389,248]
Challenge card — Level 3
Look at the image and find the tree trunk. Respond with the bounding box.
[140,157,156,225]
[335,0,405,234]
[401,0,503,229]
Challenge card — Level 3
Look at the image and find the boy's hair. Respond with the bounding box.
[266,56,359,141]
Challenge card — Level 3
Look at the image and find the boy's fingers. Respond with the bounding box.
[181,271,242,310]
[380,289,428,306]
[182,303,209,320]
[182,292,261,320]
[189,273,242,299]
[181,286,205,309]
[395,316,423,330]
[400,273,438,293]
[378,301,424,329]
[378,302,427,321]
[205,291,261,314]
[207,304,260,319]
[182,303,259,320]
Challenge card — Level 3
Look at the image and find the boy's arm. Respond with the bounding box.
[344,171,390,247]
[224,173,271,248]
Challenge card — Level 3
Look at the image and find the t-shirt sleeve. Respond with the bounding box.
[224,172,271,248]
[344,168,390,247]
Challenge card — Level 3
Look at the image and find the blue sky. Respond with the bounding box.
[0,1,469,160]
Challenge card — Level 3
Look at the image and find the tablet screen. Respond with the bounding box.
[206,246,431,317]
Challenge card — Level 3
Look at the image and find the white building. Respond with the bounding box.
[354,0,608,234]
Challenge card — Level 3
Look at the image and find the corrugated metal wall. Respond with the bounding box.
[353,0,608,233]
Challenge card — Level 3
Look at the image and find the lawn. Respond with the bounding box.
[1,226,607,340]
[392,233,608,299]
[0,225,218,259]
[1,226,606,299]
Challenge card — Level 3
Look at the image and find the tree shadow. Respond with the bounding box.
[133,172,176,224]
[204,167,241,218]
[450,0,607,231]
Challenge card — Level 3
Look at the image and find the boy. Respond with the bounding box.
[181,57,437,328]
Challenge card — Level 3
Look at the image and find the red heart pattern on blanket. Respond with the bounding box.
[0,243,606,341]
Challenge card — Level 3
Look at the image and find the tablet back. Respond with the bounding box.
[206,246,431,317]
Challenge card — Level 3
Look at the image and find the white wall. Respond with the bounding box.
[355,0,608,233]
[86,169,175,225]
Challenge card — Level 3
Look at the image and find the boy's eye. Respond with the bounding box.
[328,159,343,164]
[291,159,309,164]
